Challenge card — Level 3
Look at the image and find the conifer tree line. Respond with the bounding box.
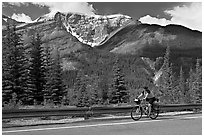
[2,24,128,107]
[158,45,202,104]
[2,24,65,106]
[2,24,202,108]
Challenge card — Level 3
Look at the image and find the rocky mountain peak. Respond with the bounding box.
[35,11,141,47]
[2,14,25,26]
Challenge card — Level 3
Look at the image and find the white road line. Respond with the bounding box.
[2,119,163,134]
[180,116,202,119]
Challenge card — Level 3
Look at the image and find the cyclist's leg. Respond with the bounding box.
[148,98,155,116]
[148,103,151,116]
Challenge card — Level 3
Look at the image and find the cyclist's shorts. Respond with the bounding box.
[146,97,156,104]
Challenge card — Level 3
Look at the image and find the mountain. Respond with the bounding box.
[97,23,202,58]
[2,11,202,89]
[94,22,202,82]
[34,12,140,47]
[31,12,201,59]
[2,14,25,29]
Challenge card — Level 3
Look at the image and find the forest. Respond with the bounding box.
[2,24,202,109]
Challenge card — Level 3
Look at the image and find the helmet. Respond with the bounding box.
[143,86,148,90]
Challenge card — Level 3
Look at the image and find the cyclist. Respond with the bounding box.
[137,86,157,116]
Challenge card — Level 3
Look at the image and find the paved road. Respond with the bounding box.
[2,113,202,135]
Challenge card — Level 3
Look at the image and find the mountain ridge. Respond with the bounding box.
[96,23,201,58]
[2,12,202,86]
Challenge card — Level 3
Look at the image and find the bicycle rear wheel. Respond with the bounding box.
[149,105,159,119]
[131,106,142,121]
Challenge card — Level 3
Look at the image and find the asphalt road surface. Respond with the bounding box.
[2,113,202,135]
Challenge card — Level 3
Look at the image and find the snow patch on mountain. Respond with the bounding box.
[63,12,135,47]
[34,12,140,47]
[34,11,58,22]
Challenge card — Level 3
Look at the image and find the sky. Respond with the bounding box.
[2,1,202,31]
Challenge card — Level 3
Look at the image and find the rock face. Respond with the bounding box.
[35,12,140,47]
[2,14,25,28]
[63,13,137,46]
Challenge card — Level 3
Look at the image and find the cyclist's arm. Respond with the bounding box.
[137,93,144,99]
[143,93,148,99]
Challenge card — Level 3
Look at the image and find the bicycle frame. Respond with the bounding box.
[139,101,150,115]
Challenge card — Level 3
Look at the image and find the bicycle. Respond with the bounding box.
[131,98,160,121]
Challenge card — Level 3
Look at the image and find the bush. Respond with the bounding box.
[43,99,55,108]
[2,93,22,110]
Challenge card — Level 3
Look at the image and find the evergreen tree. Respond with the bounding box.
[109,56,128,104]
[77,82,89,107]
[169,63,176,102]
[87,74,102,106]
[194,58,202,103]
[2,24,13,102]
[186,68,196,103]
[169,63,177,103]
[49,48,64,104]
[28,33,45,104]
[186,59,202,103]
[66,88,74,105]
[21,41,33,104]
[73,70,89,107]
[177,66,186,103]
[97,74,110,104]
[2,24,26,103]
[159,46,175,104]
[71,70,84,106]
[42,45,53,104]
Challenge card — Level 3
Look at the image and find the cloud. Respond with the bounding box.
[139,2,202,31]
[139,15,172,26]
[5,2,96,15]
[32,2,96,15]
[5,2,29,7]
[11,13,33,23]
[165,2,202,31]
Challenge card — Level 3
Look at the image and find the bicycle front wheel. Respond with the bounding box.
[131,106,142,121]
[149,105,159,119]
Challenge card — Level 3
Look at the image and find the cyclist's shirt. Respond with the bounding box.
[138,92,145,100]
[138,92,154,100]
[138,91,156,105]
[145,92,154,99]
[146,97,156,104]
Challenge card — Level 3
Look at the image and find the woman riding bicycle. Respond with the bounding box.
[137,86,157,116]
